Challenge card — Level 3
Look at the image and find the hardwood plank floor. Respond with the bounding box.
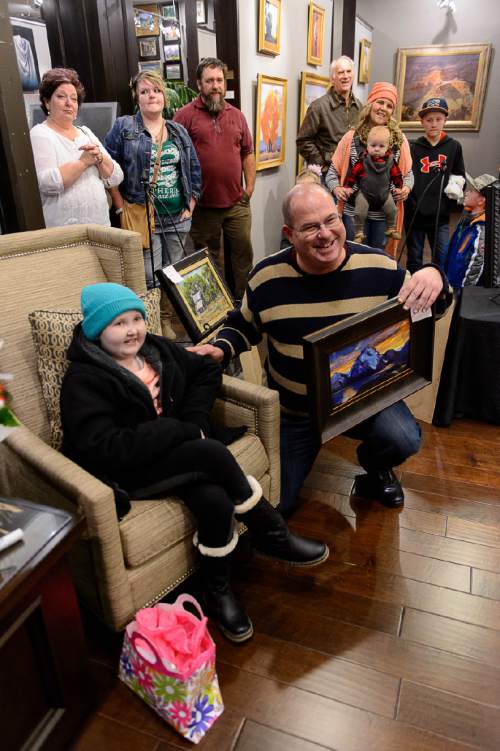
[71,417,500,750]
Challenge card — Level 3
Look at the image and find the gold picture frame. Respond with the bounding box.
[358,38,372,84]
[255,74,287,171]
[135,4,160,37]
[297,71,330,173]
[307,2,325,66]
[395,43,492,131]
[258,0,281,56]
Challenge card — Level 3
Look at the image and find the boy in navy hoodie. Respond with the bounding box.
[404,98,465,273]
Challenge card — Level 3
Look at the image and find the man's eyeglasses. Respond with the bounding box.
[291,215,341,239]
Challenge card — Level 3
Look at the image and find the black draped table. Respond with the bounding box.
[433,286,500,427]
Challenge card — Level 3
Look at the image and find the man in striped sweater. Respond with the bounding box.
[189,183,449,515]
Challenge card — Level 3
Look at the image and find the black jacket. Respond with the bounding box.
[406,133,465,222]
[60,325,222,495]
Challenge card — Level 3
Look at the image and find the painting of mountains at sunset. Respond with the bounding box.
[401,52,479,122]
[329,319,411,410]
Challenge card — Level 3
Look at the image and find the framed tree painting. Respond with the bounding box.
[307,2,325,66]
[395,43,492,131]
[358,38,372,84]
[297,71,330,173]
[258,0,281,56]
[255,74,287,171]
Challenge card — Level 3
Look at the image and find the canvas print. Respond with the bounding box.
[164,43,180,62]
[329,319,410,410]
[358,38,372,84]
[395,43,491,131]
[139,61,162,73]
[11,24,40,91]
[258,0,281,56]
[156,249,234,343]
[196,1,207,24]
[164,63,182,80]
[161,4,177,19]
[163,19,180,40]
[297,71,329,172]
[135,5,160,37]
[255,74,287,171]
[307,2,325,66]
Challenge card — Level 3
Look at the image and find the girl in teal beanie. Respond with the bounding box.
[60,282,328,642]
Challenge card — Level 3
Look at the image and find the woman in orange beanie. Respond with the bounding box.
[326,81,413,256]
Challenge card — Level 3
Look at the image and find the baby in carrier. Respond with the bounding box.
[344,125,403,245]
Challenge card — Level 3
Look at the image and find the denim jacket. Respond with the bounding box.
[104,112,202,208]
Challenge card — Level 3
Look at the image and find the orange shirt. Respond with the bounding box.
[136,360,162,416]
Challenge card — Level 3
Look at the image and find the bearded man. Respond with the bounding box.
[174,58,256,299]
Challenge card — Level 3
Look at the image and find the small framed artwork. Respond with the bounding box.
[164,62,182,80]
[135,4,160,37]
[163,19,181,41]
[358,38,372,84]
[307,2,325,66]
[297,71,329,173]
[164,43,180,62]
[138,61,162,73]
[196,0,207,24]
[395,43,492,131]
[137,35,160,61]
[156,248,235,343]
[255,74,287,171]
[304,299,434,443]
[161,3,177,19]
[258,0,281,56]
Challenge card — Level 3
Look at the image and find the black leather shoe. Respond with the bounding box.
[353,469,404,508]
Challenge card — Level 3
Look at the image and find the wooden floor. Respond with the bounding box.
[71,417,500,751]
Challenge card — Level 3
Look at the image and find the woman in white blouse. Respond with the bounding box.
[30,68,123,227]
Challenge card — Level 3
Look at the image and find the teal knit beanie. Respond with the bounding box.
[81,283,147,341]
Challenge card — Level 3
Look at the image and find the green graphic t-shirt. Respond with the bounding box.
[150,139,184,216]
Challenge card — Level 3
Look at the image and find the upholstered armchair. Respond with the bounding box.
[0,225,280,631]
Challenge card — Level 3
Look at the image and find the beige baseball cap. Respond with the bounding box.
[465,172,497,193]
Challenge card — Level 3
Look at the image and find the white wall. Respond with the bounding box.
[237,0,339,262]
[356,0,500,176]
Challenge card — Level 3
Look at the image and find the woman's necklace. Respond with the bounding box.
[146,119,165,144]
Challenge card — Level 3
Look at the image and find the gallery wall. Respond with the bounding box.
[356,0,500,176]
[237,0,340,262]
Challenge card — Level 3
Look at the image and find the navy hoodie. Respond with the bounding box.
[406,133,465,222]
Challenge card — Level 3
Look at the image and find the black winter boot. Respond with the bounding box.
[196,531,253,643]
[235,476,329,567]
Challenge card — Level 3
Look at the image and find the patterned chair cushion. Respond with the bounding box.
[29,288,162,449]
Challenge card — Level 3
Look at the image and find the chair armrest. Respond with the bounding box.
[212,375,281,502]
[4,427,117,535]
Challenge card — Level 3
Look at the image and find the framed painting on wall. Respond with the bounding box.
[137,35,160,61]
[297,71,330,173]
[255,74,287,171]
[134,4,160,37]
[358,38,372,84]
[307,2,325,66]
[395,43,492,131]
[304,299,434,443]
[258,0,281,56]
[138,61,162,73]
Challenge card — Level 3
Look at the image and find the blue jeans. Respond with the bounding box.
[279,401,421,515]
[405,221,449,274]
[343,213,387,251]
[144,214,191,288]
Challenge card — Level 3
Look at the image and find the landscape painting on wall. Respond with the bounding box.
[255,74,287,170]
[395,43,492,131]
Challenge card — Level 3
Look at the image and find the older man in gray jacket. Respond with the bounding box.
[296,55,362,177]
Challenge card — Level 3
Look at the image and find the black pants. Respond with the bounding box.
[155,438,252,548]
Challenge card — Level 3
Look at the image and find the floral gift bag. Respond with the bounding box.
[119,594,224,743]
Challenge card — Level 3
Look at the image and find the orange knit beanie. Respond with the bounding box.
[367,82,398,107]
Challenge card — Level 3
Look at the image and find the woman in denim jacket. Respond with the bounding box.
[105,71,202,288]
